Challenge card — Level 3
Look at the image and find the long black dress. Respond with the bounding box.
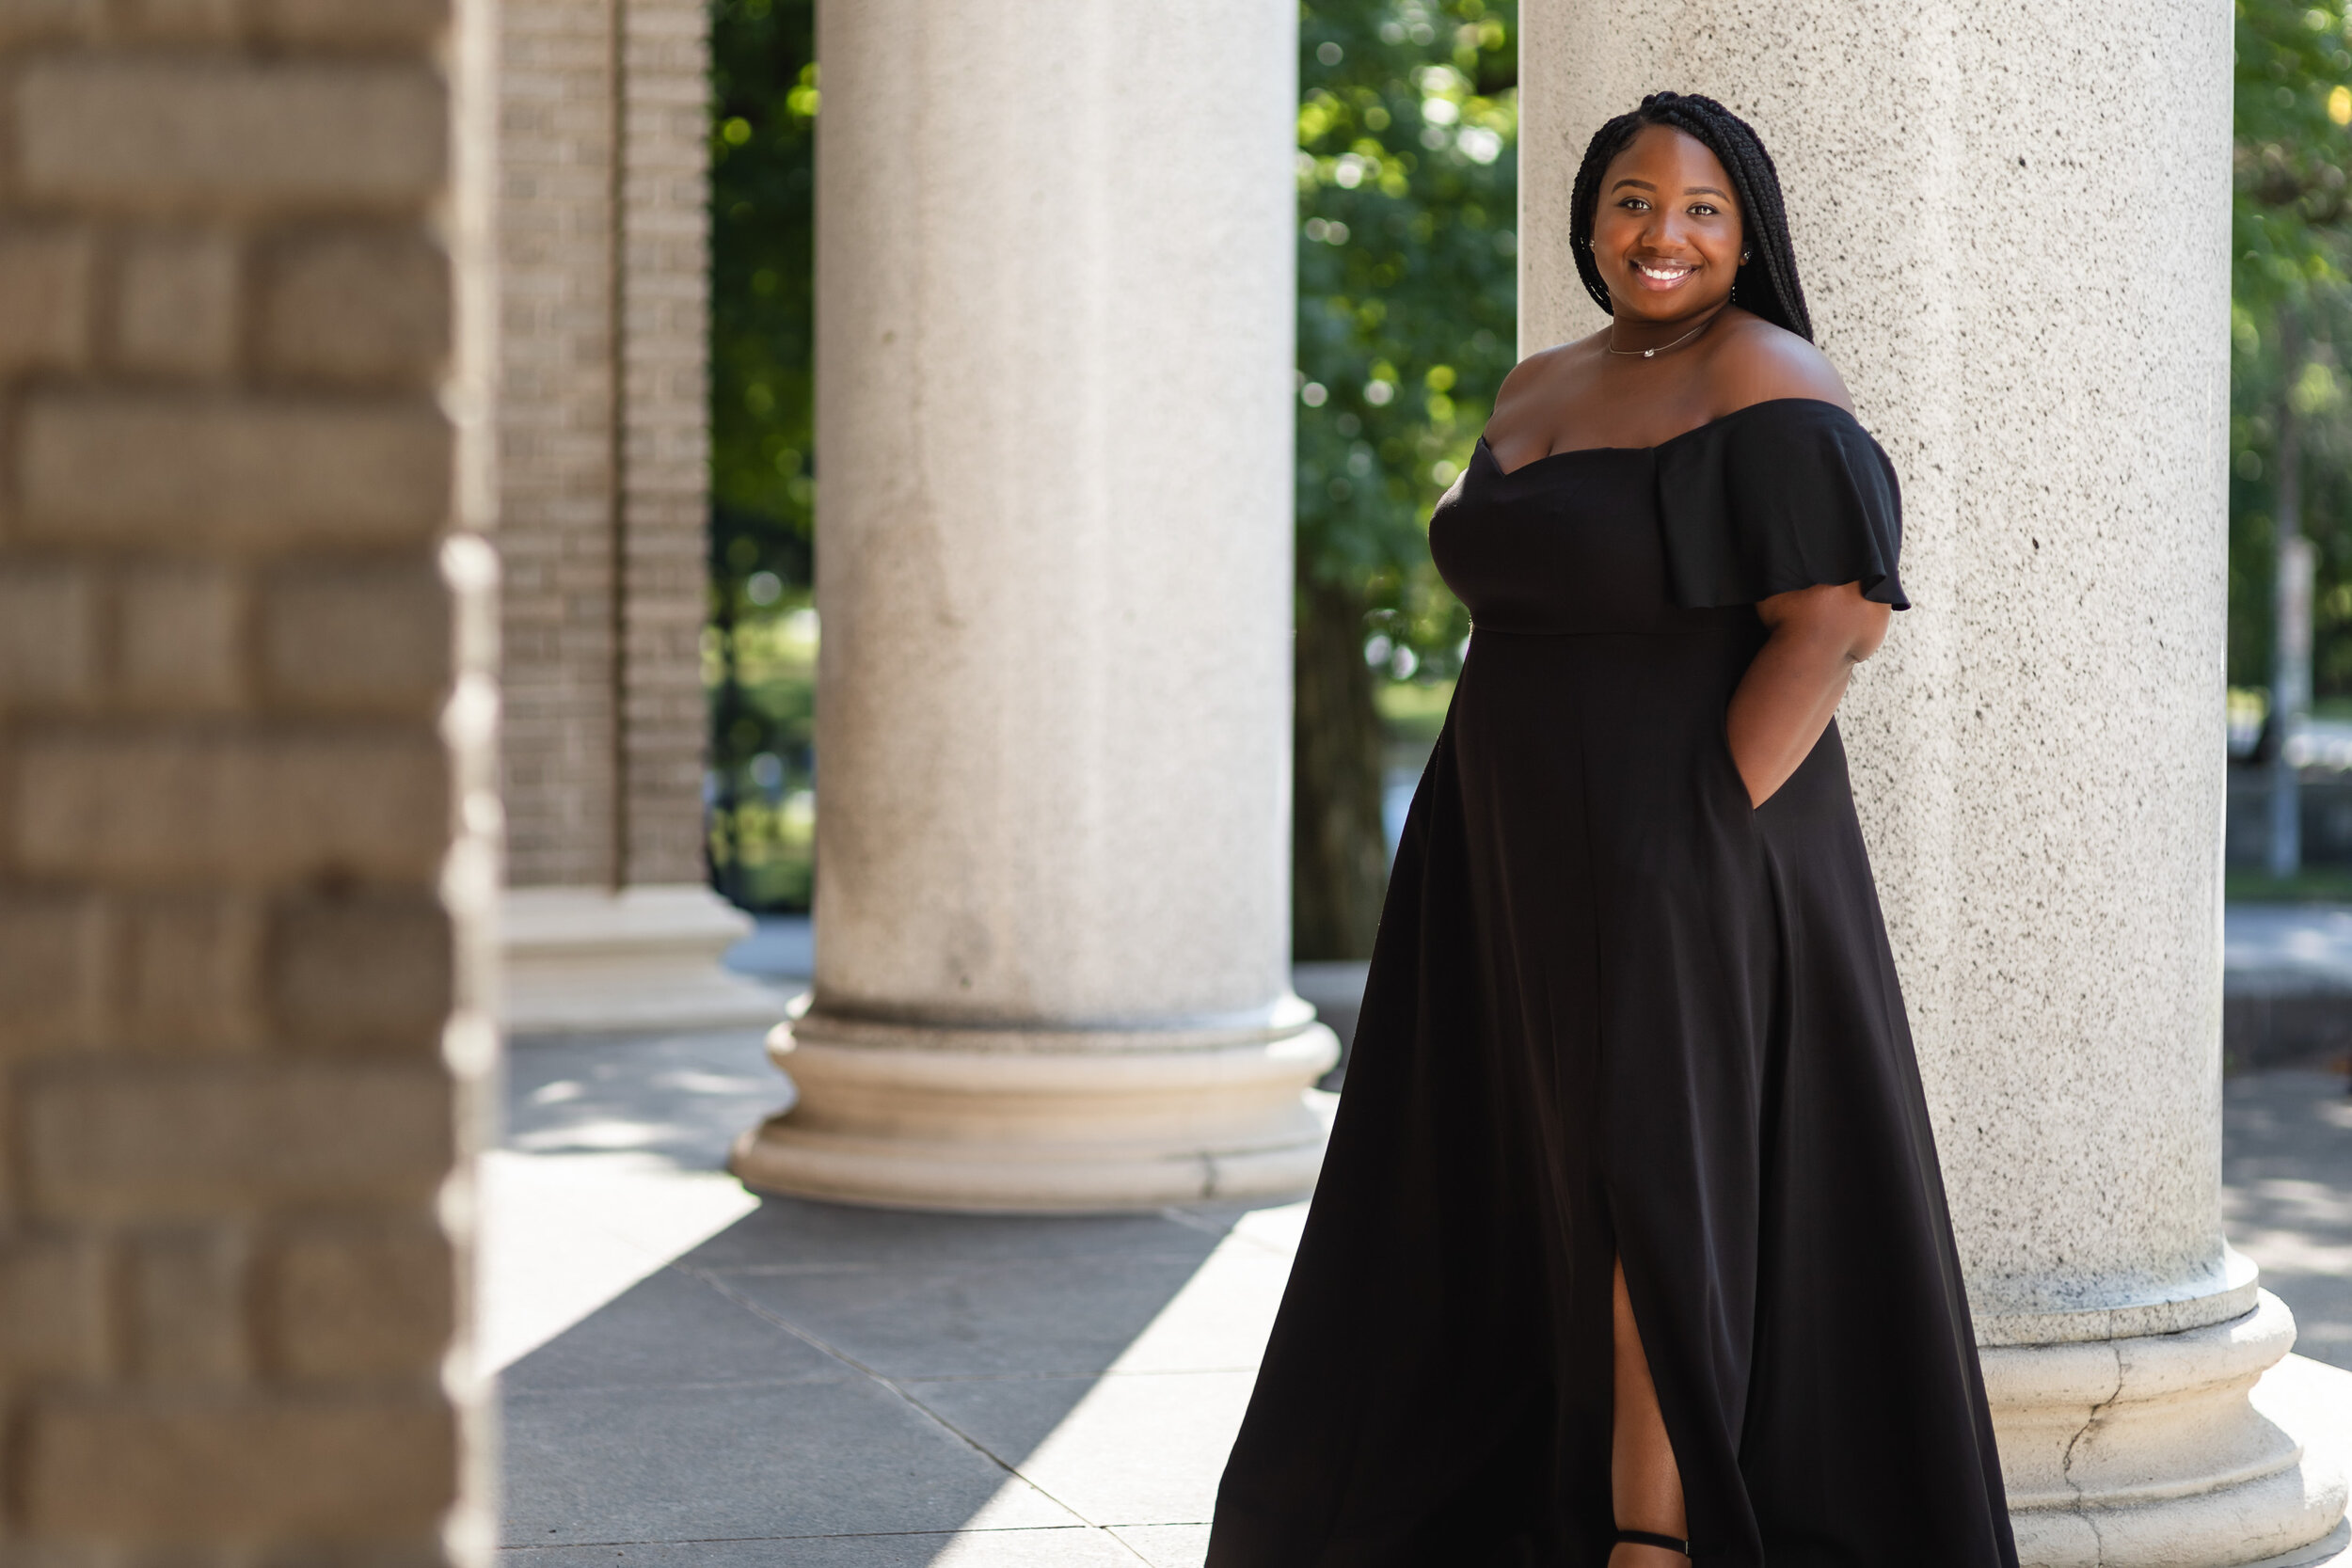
[1209,399,2016,1567]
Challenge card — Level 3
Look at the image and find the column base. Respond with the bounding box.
[501,884,790,1036]
[730,1001,1341,1212]
[1989,1290,2349,1567]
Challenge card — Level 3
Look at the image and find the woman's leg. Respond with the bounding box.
[1610,1255,1689,1564]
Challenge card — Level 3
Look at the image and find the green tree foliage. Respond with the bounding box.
[1292,0,1518,958]
[2233,0,2352,694]
[1295,0,1518,643]
[709,0,815,540]
[707,0,817,908]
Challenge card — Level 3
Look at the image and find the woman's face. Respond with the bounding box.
[1590,124,1744,323]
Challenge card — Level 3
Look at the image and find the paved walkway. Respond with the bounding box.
[495,961,2352,1565]
[2228,906,2352,992]
[492,1025,1291,1564]
[2230,1069,2352,1370]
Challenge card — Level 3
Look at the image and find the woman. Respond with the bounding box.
[1207,93,2017,1567]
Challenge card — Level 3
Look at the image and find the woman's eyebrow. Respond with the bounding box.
[1610,177,1656,191]
[1685,185,1729,199]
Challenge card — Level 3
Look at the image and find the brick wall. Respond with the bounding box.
[0,0,494,1559]
[499,0,708,889]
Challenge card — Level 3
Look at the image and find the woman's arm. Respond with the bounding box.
[1725,581,1892,808]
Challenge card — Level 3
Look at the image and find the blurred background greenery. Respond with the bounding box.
[705,0,2352,926]
[2230,0,2352,898]
[2235,0,2352,698]
[707,0,815,911]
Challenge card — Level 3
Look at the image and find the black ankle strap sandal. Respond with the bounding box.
[1615,1528,1691,1556]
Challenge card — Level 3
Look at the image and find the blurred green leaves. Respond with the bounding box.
[709,0,814,554]
[2236,0,2352,311]
[1295,0,1517,678]
[2233,0,2352,692]
[707,0,816,909]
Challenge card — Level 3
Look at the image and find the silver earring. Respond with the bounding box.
[1740,250,1751,264]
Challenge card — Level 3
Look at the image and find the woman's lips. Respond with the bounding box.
[1630,259,1694,289]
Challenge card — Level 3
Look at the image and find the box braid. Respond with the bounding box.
[1568,91,1813,343]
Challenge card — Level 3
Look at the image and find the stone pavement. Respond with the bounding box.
[494,1013,2352,1564]
[2229,1069,2352,1372]
[491,1024,1298,1564]
[2227,906,2352,1068]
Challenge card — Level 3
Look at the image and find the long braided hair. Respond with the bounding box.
[1569,91,1812,342]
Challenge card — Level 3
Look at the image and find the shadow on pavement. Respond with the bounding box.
[494,1025,2352,1564]
[2228,1068,2352,1372]
[500,1196,1281,1566]
[495,1026,1286,1566]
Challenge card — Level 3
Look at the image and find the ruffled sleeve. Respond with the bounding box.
[1653,398,1909,611]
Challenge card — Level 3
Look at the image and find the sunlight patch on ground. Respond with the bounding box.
[479,1148,760,1372]
[950,1200,1311,1540]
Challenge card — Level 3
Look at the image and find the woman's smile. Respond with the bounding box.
[1630,257,1696,288]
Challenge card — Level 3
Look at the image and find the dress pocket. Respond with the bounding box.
[1716,718,1763,816]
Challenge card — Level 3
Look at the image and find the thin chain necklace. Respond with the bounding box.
[1607,309,1720,359]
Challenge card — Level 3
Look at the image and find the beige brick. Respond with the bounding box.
[249,0,449,46]
[24,1061,453,1219]
[0,562,98,705]
[260,230,449,386]
[12,731,450,882]
[0,227,93,371]
[497,0,711,887]
[0,891,105,1041]
[103,0,237,40]
[117,562,246,708]
[265,1226,451,1379]
[23,1392,456,1537]
[20,395,453,547]
[270,894,452,1050]
[127,1228,249,1381]
[16,60,447,212]
[113,230,239,376]
[121,895,262,1048]
[0,1238,108,1377]
[262,558,450,711]
[0,0,478,1545]
[0,0,99,43]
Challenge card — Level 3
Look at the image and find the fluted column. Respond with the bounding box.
[1522,6,2346,1563]
[729,0,1333,1211]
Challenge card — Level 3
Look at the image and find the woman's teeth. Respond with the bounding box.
[1637,261,1691,280]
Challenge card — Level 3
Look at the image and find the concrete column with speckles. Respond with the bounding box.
[730,0,1340,1211]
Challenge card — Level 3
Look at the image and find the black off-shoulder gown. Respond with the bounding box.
[1209,400,2017,1567]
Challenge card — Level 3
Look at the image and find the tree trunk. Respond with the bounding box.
[1293,576,1389,960]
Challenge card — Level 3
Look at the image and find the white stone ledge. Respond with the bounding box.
[734,1011,1341,1213]
[1975,1247,2264,1347]
[500,883,789,1036]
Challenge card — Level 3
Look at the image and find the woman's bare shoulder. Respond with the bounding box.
[1491,333,1607,420]
[1708,313,1853,417]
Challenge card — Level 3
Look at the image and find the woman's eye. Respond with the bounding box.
[1689,203,1718,216]
[1618,198,1649,211]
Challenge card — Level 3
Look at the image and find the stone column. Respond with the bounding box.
[1520,7,2350,1563]
[496,0,784,1033]
[729,0,1335,1211]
